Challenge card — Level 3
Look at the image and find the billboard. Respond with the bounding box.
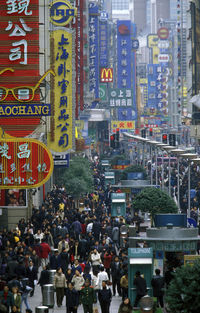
[0,0,41,137]
[109,88,133,107]
[117,20,132,89]
[0,138,53,189]
[0,189,27,208]
[48,29,73,154]
[75,0,84,116]
[89,2,99,108]
[99,20,108,67]
[111,120,135,132]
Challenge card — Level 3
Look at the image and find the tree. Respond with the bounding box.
[110,154,127,166]
[166,261,200,313]
[132,187,178,218]
[120,164,147,180]
[56,156,94,198]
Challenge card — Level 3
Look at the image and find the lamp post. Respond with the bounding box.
[180,153,198,218]
[156,143,168,190]
[161,146,177,196]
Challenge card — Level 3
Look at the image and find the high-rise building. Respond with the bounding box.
[112,0,130,19]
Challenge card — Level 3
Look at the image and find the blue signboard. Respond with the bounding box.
[99,20,108,67]
[89,2,99,108]
[117,20,132,89]
[132,39,139,50]
[0,104,51,117]
[53,154,70,168]
[118,108,136,121]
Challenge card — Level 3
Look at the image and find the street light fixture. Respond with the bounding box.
[180,153,198,218]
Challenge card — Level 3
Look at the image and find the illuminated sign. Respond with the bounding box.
[50,0,77,26]
[48,29,74,154]
[157,27,169,40]
[0,138,53,189]
[0,0,41,137]
[100,68,113,82]
[0,104,51,117]
[111,120,135,132]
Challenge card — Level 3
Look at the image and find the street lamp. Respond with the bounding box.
[180,153,198,218]
[160,146,177,196]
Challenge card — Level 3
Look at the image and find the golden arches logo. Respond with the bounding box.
[101,68,113,82]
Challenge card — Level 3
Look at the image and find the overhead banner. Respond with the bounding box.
[48,29,73,154]
[0,0,41,137]
[0,138,53,189]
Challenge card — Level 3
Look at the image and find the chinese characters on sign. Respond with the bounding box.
[0,139,53,188]
[89,2,99,107]
[99,20,108,67]
[111,120,135,133]
[48,29,73,153]
[117,20,132,89]
[109,88,133,107]
[0,0,40,137]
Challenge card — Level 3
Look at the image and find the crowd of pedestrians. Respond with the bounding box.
[0,156,136,313]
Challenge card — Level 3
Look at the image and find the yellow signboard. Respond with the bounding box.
[147,34,159,64]
[184,255,200,266]
[48,29,74,154]
[111,121,135,131]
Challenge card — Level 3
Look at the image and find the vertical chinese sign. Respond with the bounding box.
[89,2,99,108]
[117,20,132,89]
[48,30,73,153]
[0,0,40,137]
[75,0,84,117]
[99,19,108,67]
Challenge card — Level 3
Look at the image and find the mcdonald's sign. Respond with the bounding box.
[100,68,113,83]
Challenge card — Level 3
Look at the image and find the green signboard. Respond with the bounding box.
[99,84,107,101]
[109,88,133,107]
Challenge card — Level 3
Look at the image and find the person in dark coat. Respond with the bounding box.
[151,268,165,308]
[0,285,14,313]
[65,282,79,313]
[26,261,38,297]
[98,281,112,313]
[14,260,26,279]
[58,248,69,275]
[49,250,61,270]
[111,256,121,296]
[38,265,50,293]
[133,271,147,308]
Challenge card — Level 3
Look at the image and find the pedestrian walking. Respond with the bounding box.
[151,268,165,308]
[120,271,128,300]
[80,279,96,313]
[65,282,79,313]
[118,297,132,313]
[133,271,147,308]
[98,281,112,313]
[53,267,67,307]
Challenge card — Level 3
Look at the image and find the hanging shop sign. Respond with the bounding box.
[50,0,77,26]
[48,29,73,154]
[0,138,53,189]
[100,68,113,83]
[0,0,43,137]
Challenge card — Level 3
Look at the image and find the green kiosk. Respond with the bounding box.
[111,193,126,217]
[128,248,153,306]
[104,172,115,187]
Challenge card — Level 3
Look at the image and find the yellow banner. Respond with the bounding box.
[111,120,135,131]
[48,29,73,153]
[147,34,159,64]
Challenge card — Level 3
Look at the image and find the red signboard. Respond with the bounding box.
[75,0,84,117]
[157,27,169,40]
[100,68,113,83]
[0,0,40,137]
[0,138,53,189]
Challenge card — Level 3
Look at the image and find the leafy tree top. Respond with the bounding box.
[110,154,127,166]
[58,156,94,198]
[166,260,200,313]
[132,187,178,217]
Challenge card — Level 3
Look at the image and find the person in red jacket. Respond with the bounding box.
[103,250,112,280]
[40,239,51,267]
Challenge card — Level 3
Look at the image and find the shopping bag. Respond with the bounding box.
[93,306,99,313]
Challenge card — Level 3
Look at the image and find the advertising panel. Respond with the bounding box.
[0,189,27,208]
[100,68,113,82]
[48,29,73,154]
[75,0,84,116]
[99,20,108,67]
[109,88,133,107]
[0,138,53,189]
[111,120,135,132]
[0,0,41,137]
[89,2,99,108]
[117,20,132,89]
